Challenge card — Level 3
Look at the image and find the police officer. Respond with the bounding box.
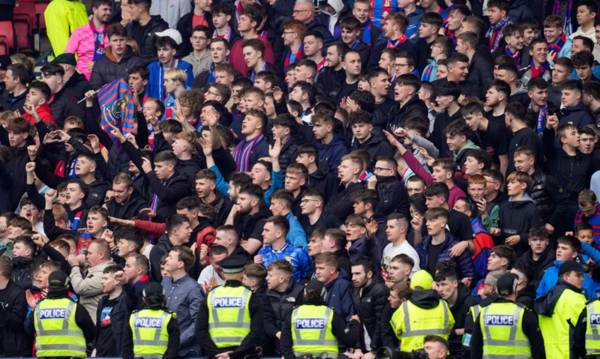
[470,273,545,359]
[536,260,587,359]
[280,279,358,359]
[574,266,600,358]
[390,270,455,352]
[32,270,95,358]
[123,282,179,359]
[196,254,263,358]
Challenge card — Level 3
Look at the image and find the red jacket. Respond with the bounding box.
[229,33,274,76]
[22,104,55,126]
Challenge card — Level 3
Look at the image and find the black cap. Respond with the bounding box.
[559,261,585,276]
[496,273,518,297]
[143,282,164,299]
[48,270,69,291]
[52,53,77,66]
[305,279,324,293]
[220,255,248,274]
[0,55,10,70]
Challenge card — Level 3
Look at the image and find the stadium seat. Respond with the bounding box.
[34,2,48,30]
[0,21,15,52]
[14,1,36,33]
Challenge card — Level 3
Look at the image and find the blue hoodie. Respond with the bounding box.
[535,257,599,300]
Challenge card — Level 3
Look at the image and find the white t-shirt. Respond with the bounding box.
[197,265,226,293]
[382,240,421,272]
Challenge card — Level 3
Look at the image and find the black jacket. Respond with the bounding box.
[316,66,345,100]
[90,47,146,89]
[0,280,31,356]
[207,192,233,227]
[546,144,593,203]
[352,280,388,341]
[264,281,303,339]
[529,170,557,223]
[10,256,32,289]
[498,195,542,255]
[324,181,364,222]
[84,179,110,208]
[126,16,169,60]
[107,194,148,220]
[51,72,90,127]
[375,175,409,220]
[388,96,428,131]
[94,285,138,357]
[559,103,594,129]
[464,51,493,99]
[449,284,477,355]
[149,235,173,282]
[5,144,29,211]
[144,171,192,221]
[515,246,555,289]
[350,132,395,168]
[307,167,339,201]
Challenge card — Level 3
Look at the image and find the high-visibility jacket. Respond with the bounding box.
[129,309,174,359]
[34,297,87,358]
[390,298,455,352]
[538,288,586,359]
[586,300,600,356]
[480,302,532,359]
[208,285,252,348]
[44,0,88,57]
[291,305,339,358]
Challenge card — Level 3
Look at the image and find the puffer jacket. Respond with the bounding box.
[352,280,388,339]
[498,194,542,254]
[126,15,169,60]
[65,22,109,79]
[350,132,395,168]
[264,282,303,338]
[529,170,557,222]
[375,175,410,219]
[89,47,146,89]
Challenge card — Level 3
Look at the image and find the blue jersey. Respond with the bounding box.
[371,0,398,28]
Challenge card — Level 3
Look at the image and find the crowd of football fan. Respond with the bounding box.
[4,0,600,358]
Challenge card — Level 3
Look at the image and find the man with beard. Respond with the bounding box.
[227,184,271,256]
[351,257,388,352]
[65,0,112,80]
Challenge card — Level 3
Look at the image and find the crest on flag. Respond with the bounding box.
[97,78,137,142]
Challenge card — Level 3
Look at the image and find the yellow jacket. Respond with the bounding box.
[45,0,88,57]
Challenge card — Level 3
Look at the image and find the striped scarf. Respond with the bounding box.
[234,134,264,172]
[548,33,566,61]
[486,16,510,53]
[505,47,521,68]
[387,33,407,48]
[421,60,437,82]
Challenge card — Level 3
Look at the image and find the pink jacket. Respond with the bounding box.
[65,22,108,80]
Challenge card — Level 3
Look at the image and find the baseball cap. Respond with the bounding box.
[155,29,183,46]
[496,273,518,297]
[52,53,77,66]
[559,261,585,276]
[410,270,433,290]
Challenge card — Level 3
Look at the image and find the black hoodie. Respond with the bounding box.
[0,280,31,356]
[515,246,555,289]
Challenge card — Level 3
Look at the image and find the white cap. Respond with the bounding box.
[155,28,183,46]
